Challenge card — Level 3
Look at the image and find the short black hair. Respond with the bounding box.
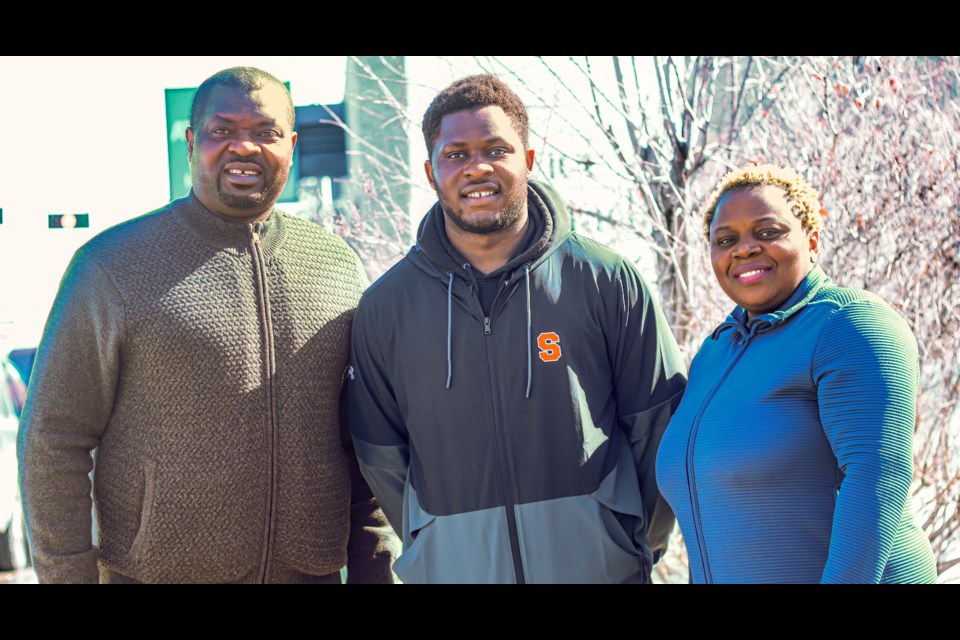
[421,74,529,157]
[190,66,295,130]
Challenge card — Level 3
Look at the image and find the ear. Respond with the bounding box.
[525,148,535,172]
[289,131,298,168]
[424,160,437,190]
[186,127,195,162]
[808,229,820,262]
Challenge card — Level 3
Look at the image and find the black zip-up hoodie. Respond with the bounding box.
[349,179,687,583]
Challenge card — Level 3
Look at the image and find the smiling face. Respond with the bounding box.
[185,83,297,220]
[424,105,534,236]
[710,185,820,319]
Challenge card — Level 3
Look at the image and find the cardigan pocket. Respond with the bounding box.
[129,458,157,562]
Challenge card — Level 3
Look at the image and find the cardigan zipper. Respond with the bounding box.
[250,223,279,583]
[685,330,753,584]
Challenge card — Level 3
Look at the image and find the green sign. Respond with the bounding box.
[49,213,90,229]
[165,85,297,203]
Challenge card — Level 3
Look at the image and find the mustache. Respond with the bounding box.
[224,155,265,168]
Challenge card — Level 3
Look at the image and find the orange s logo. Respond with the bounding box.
[537,332,562,362]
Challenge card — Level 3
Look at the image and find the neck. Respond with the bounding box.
[209,207,273,226]
[192,190,274,225]
[444,210,530,276]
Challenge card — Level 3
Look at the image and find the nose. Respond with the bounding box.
[228,134,261,157]
[464,154,493,178]
[731,240,761,259]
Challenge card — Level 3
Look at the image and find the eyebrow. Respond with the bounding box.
[442,136,511,148]
[207,114,280,127]
[712,216,783,233]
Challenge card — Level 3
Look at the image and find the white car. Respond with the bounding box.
[0,347,34,571]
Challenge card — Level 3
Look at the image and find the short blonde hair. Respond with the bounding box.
[702,164,824,241]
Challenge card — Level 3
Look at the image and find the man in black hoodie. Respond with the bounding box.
[348,74,687,583]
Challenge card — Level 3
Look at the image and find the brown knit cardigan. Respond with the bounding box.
[18,193,396,583]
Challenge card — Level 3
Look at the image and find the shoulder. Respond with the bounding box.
[359,252,424,305]
[812,283,912,336]
[560,233,630,269]
[351,257,421,345]
[555,233,648,282]
[61,202,184,287]
[80,201,180,260]
[811,282,917,364]
[811,279,895,310]
[277,211,369,281]
[279,212,356,257]
[49,205,181,311]
[554,233,659,311]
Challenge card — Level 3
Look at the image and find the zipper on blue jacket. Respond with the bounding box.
[250,222,279,584]
[685,330,752,584]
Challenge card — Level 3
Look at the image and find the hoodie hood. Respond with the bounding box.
[407,178,572,281]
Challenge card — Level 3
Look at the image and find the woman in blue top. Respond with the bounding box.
[656,164,937,583]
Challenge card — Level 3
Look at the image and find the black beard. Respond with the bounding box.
[215,170,288,211]
[437,180,528,235]
[216,188,268,210]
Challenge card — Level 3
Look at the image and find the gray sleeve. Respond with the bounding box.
[611,260,687,558]
[346,298,409,538]
[17,247,125,583]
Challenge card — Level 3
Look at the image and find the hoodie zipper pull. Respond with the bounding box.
[484,317,492,335]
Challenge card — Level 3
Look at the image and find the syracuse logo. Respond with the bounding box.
[537,332,562,362]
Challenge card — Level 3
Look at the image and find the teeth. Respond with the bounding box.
[228,169,260,176]
[465,190,495,198]
[737,269,766,279]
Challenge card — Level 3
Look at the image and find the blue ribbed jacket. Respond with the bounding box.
[656,266,937,583]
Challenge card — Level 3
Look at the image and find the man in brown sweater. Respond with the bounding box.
[17,67,396,583]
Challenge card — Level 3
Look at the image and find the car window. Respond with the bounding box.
[0,369,14,421]
[7,349,37,388]
[1,360,27,419]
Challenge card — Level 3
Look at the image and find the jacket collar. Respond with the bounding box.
[407,180,573,398]
[712,265,831,340]
[407,179,572,282]
[174,190,288,258]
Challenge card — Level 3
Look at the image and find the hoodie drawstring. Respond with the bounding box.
[711,320,746,342]
[711,316,774,346]
[525,264,532,399]
[446,271,454,389]
[445,266,534,396]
